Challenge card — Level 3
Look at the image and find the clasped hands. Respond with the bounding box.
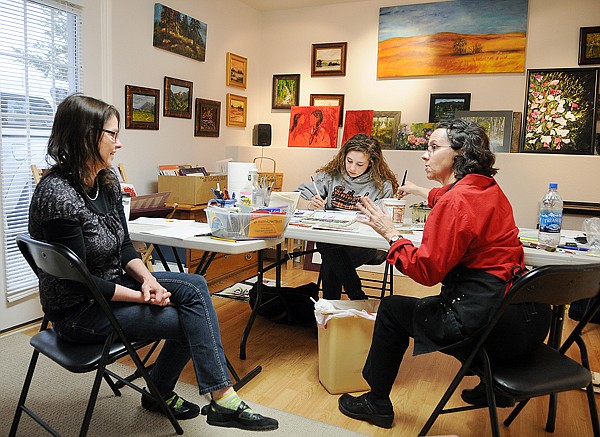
[141,276,171,306]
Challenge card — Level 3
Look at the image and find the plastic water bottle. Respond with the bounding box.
[538,183,563,248]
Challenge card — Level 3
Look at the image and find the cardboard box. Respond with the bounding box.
[318,310,376,394]
[158,175,227,205]
[258,172,284,191]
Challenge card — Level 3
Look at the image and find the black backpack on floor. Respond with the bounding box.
[249,282,318,325]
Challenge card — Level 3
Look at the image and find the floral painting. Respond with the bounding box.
[288,106,339,148]
[378,0,528,78]
[342,110,374,145]
[522,68,598,154]
[397,123,436,151]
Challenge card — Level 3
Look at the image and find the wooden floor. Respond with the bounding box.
[14,262,600,436]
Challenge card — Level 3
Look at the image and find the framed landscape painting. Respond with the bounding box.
[579,26,600,65]
[125,85,160,130]
[194,98,220,137]
[226,93,247,127]
[153,3,207,62]
[377,0,528,77]
[372,111,401,149]
[272,74,300,109]
[226,52,247,89]
[455,110,513,153]
[521,68,598,154]
[429,93,471,123]
[164,76,193,118]
[311,42,347,77]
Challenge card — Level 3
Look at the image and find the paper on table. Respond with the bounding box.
[130,217,196,226]
[139,222,211,239]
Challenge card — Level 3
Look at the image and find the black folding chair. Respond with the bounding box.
[10,235,184,436]
[419,263,600,437]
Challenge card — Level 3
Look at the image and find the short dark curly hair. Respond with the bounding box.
[436,118,498,178]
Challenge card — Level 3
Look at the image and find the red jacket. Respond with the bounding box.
[388,174,524,289]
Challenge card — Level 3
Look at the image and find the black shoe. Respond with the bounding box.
[141,390,200,420]
[201,400,278,431]
[338,393,394,429]
[461,382,515,408]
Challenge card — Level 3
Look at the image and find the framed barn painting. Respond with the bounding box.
[521,68,598,154]
[377,0,528,78]
[226,93,247,127]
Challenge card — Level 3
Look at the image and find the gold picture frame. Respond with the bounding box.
[226,93,247,127]
[226,52,247,89]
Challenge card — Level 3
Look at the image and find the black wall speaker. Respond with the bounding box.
[252,123,272,146]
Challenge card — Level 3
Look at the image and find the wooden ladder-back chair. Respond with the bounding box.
[419,263,600,437]
[10,235,183,436]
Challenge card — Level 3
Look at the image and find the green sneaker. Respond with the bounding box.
[141,390,200,420]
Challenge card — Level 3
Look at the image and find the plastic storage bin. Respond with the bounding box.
[205,206,292,240]
[317,300,379,394]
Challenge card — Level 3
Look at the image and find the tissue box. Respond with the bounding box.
[158,174,227,205]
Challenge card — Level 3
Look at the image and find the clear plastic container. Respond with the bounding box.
[538,183,563,248]
[205,206,292,240]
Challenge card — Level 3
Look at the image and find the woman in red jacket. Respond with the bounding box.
[338,119,551,429]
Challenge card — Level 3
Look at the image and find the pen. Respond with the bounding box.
[557,245,589,252]
[311,175,326,211]
[401,170,407,186]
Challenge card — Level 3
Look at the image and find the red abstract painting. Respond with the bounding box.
[342,110,374,145]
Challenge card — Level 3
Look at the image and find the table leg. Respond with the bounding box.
[240,250,264,360]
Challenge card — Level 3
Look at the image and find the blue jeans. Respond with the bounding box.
[52,271,232,395]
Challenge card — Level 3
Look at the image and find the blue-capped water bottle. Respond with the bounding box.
[538,183,563,248]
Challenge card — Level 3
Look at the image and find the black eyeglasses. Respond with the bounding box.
[102,129,119,142]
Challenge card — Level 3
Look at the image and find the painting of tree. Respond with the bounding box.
[153,3,207,62]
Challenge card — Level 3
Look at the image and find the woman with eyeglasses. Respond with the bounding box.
[337,119,551,428]
[28,94,278,431]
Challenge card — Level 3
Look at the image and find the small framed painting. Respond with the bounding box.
[455,110,513,153]
[194,98,221,137]
[226,93,247,127]
[429,93,471,123]
[164,76,193,118]
[272,74,300,109]
[311,42,347,77]
[226,52,247,89]
[578,26,600,65]
[125,85,160,130]
[310,94,344,126]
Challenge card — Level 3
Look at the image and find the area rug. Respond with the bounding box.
[0,333,365,437]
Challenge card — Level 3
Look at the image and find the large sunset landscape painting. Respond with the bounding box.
[378,0,528,78]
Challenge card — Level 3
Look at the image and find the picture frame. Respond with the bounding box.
[272,74,300,109]
[164,76,193,119]
[428,93,471,123]
[454,110,513,153]
[226,93,247,127]
[311,42,347,77]
[194,98,221,137]
[125,85,160,130]
[226,52,247,89]
[578,26,600,66]
[373,111,402,149]
[310,94,345,126]
[511,112,522,153]
[521,68,598,155]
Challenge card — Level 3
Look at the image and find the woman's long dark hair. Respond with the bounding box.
[47,94,120,192]
[436,119,498,179]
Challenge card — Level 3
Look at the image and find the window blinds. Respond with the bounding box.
[0,0,82,302]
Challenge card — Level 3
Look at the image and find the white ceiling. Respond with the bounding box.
[238,0,365,11]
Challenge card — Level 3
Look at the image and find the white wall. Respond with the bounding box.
[3,0,599,330]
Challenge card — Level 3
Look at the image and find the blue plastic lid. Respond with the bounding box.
[549,183,558,189]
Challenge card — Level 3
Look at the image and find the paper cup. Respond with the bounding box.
[381,198,406,225]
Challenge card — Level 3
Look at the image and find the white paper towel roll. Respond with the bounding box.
[228,162,257,202]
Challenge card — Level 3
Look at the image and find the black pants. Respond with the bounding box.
[317,243,383,300]
[362,295,552,400]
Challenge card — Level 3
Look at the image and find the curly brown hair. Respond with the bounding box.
[316,134,399,192]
